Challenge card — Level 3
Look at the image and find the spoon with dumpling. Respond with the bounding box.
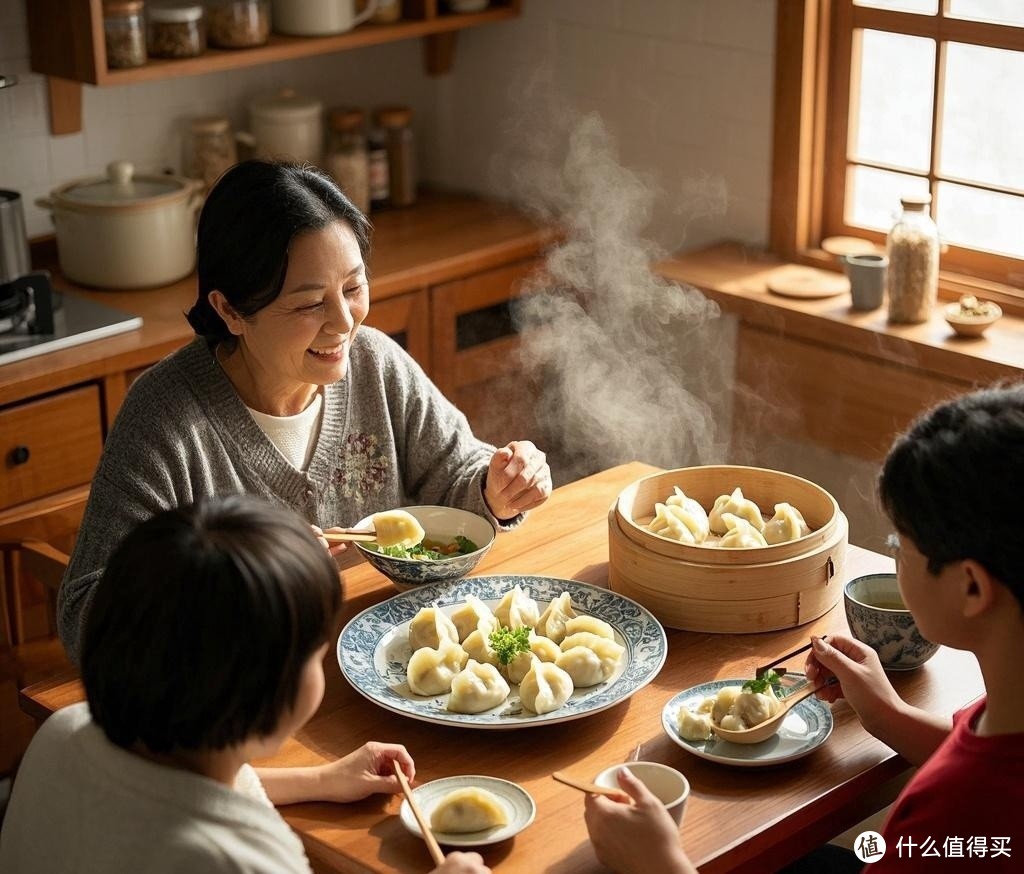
[322,509,425,546]
[710,677,837,745]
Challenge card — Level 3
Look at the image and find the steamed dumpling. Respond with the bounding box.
[528,633,562,663]
[450,595,498,643]
[719,513,769,548]
[709,487,765,535]
[494,585,540,630]
[408,606,459,652]
[677,707,713,741]
[729,686,781,729]
[560,630,622,653]
[501,650,538,685]
[763,502,811,545]
[535,592,577,643]
[519,661,574,715]
[430,787,508,833]
[406,640,468,696]
[710,686,743,725]
[665,486,711,542]
[462,627,500,667]
[447,660,511,714]
[555,636,625,688]
[647,502,697,544]
[562,614,615,641]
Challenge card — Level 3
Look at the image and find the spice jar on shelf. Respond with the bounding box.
[183,115,238,192]
[147,2,206,59]
[374,106,417,207]
[367,126,389,211]
[206,0,271,48]
[886,194,939,324]
[370,0,402,24]
[104,0,148,68]
[326,108,370,215]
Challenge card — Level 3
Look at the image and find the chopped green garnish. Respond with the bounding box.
[489,626,531,665]
[370,535,479,561]
[454,535,479,553]
[742,670,782,695]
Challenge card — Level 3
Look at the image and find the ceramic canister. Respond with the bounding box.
[247,88,324,165]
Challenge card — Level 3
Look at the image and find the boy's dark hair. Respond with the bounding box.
[186,159,372,342]
[879,382,1023,608]
[81,495,342,753]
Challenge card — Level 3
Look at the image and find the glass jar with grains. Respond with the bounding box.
[374,106,417,208]
[206,0,271,49]
[147,2,207,59]
[183,115,238,192]
[326,108,370,215]
[103,0,147,69]
[886,194,939,324]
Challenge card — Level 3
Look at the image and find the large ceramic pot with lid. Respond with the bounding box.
[37,161,203,289]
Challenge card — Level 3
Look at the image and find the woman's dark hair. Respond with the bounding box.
[81,495,342,754]
[879,382,1024,608]
[186,160,372,341]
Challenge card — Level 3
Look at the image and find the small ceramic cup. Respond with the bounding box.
[594,762,690,826]
[843,253,888,311]
[844,573,940,670]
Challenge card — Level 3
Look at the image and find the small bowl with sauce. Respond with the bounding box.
[844,573,939,670]
[945,295,1001,338]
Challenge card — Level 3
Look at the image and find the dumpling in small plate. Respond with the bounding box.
[430,787,508,833]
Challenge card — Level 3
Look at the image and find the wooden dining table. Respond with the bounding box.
[21,462,983,873]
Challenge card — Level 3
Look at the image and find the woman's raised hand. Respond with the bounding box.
[484,441,552,521]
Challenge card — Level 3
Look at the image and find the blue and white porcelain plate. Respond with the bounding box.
[338,574,668,729]
[661,675,834,767]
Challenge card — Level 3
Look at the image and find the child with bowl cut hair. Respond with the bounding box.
[0,495,489,874]
[582,383,1024,873]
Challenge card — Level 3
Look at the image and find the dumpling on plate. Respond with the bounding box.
[710,686,743,725]
[555,636,624,688]
[494,585,540,630]
[729,686,781,729]
[450,595,498,643]
[501,650,538,685]
[519,661,574,715]
[430,787,508,833]
[407,640,468,697]
[763,502,811,545]
[447,660,511,714]
[408,605,459,651]
[562,614,615,641]
[528,633,561,664]
[677,707,713,741]
[534,591,576,643]
[718,513,769,549]
[462,627,500,667]
[665,486,711,542]
[708,487,765,535]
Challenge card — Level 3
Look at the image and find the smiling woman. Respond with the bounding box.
[55,160,553,663]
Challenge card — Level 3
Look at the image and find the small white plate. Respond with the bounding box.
[661,675,834,767]
[399,775,536,847]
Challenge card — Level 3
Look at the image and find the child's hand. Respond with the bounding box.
[805,634,900,720]
[583,769,694,874]
[429,852,491,873]
[314,742,414,803]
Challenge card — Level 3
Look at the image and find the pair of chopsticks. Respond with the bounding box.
[755,636,827,679]
[393,761,445,866]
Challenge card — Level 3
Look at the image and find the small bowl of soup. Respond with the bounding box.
[354,505,496,591]
[844,573,940,670]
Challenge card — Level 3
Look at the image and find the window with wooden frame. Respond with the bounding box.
[772,1,1024,311]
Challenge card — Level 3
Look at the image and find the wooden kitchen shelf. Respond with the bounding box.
[26,0,521,134]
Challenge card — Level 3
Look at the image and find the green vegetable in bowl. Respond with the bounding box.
[489,626,531,666]
[370,534,480,561]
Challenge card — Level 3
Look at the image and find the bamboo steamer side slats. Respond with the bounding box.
[607,466,849,633]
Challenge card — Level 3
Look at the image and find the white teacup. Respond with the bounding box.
[594,762,690,826]
[272,0,379,36]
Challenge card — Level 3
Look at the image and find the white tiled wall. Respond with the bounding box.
[0,0,433,238]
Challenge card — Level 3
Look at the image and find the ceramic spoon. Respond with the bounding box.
[711,678,836,745]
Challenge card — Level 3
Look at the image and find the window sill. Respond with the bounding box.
[654,242,1023,386]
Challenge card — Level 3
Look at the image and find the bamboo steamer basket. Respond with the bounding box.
[608,466,847,633]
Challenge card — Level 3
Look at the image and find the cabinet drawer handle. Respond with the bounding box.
[9,445,30,466]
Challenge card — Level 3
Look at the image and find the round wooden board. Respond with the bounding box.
[766,265,850,300]
[820,235,879,257]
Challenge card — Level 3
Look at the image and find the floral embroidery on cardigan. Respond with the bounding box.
[333,433,388,499]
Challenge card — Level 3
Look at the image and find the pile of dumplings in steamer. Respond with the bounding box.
[405,586,625,716]
[647,486,810,548]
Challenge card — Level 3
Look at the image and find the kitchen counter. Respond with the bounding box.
[1,191,556,409]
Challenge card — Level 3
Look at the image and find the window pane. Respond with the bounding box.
[937,182,1024,258]
[853,0,937,13]
[847,165,930,231]
[947,0,1024,26]
[940,43,1024,191]
[850,30,934,172]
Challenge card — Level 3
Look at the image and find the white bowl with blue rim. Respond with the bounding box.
[844,573,939,670]
[354,505,496,592]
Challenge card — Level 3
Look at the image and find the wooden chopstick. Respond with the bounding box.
[322,529,377,543]
[552,770,631,802]
[393,761,445,867]
[755,636,828,679]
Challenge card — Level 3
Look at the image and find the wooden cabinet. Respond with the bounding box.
[25,0,522,134]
